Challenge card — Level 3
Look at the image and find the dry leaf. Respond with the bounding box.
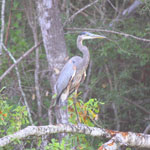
[32,94,35,100]
[54,68,60,74]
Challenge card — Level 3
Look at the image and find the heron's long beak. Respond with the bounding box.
[91,33,106,39]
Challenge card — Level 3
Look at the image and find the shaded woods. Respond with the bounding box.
[0,0,150,149]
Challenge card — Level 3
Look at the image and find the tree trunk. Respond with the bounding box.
[36,1,69,141]
[36,0,67,91]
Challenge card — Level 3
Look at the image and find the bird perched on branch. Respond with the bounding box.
[55,32,106,123]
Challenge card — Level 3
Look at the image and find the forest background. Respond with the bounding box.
[0,0,150,149]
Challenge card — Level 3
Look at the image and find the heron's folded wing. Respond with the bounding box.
[55,60,76,97]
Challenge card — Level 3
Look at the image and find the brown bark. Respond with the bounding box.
[36,1,69,138]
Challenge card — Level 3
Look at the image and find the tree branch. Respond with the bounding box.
[70,2,95,24]
[2,44,33,125]
[0,0,6,55]
[123,97,150,115]
[63,0,98,26]
[107,0,118,12]
[104,64,120,130]
[0,124,108,147]
[122,0,143,17]
[66,27,150,42]
[109,0,143,27]
[24,0,42,120]
[100,129,150,149]
[1,124,150,149]
[144,124,150,134]
[0,41,42,82]
[4,0,13,46]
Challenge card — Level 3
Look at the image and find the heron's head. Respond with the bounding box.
[79,31,106,40]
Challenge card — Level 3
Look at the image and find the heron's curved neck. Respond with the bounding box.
[77,37,90,67]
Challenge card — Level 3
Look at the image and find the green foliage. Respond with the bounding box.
[0,91,29,137]
[45,138,71,150]
[45,134,95,150]
[140,1,150,14]
[65,33,77,57]
[39,95,104,149]
[68,95,101,126]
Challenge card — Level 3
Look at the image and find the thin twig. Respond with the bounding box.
[66,27,150,42]
[112,102,120,130]
[104,64,120,130]
[144,124,150,134]
[0,0,6,55]
[63,0,98,26]
[2,44,33,125]
[123,97,150,115]
[104,64,113,90]
[4,0,13,66]
[24,0,42,120]
[5,0,13,46]
[107,0,118,12]
[70,3,95,24]
[0,41,42,82]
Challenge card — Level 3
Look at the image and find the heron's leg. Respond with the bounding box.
[73,85,80,124]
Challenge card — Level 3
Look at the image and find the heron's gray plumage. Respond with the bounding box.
[55,32,106,104]
[55,56,82,98]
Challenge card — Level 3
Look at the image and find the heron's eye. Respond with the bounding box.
[80,32,87,35]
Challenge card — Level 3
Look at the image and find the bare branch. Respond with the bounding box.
[104,64,113,90]
[0,124,109,147]
[107,0,118,12]
[63,0,98,26]
[112,103,120,130]
[24,0,42,119]
[70,3,95,24]
[1,124,150,149]
[66,27,150,42]
[4,0,13,46]
[144,124,150,134]
[2,44,34,125]
[105,64,120,130]
[100,129,150,149]
[0,41,42,82]
[123,97,150,115]
[109,0,143,27]
[122,0,143,17]
[0,0,6,55]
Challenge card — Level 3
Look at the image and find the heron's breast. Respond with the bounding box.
[71,70,85,88]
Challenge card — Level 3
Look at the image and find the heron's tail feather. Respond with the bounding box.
[56,96,60,105]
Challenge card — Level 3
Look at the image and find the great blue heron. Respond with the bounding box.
[55,32,106,123]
